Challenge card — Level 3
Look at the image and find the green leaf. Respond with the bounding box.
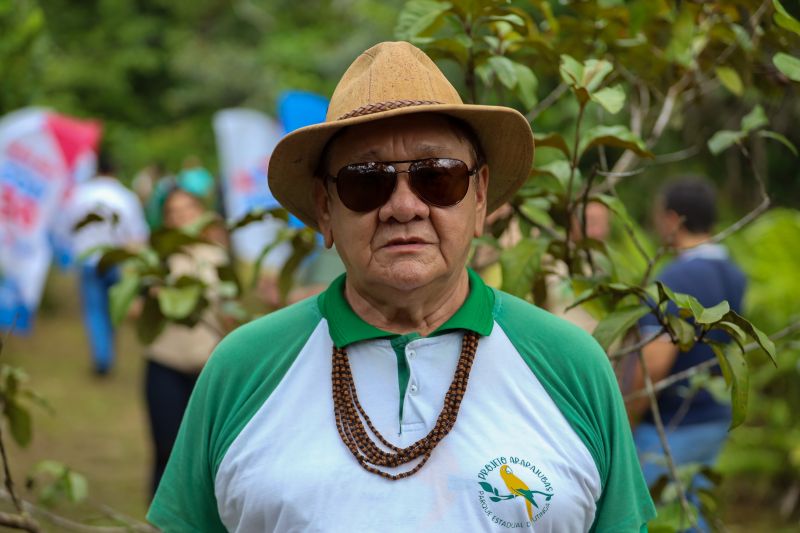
[512,62,538,110]
[533,133,571,160]
[591,193,636,230]
[500,238,548,298]
[758,130,799,156]
[479,481,494,492]
[709,342,749,429]
[97,248,137,273]
[773,53,800,82]
[559,54,584,87]
[579,125,652,158]
[534,160,575,191]
[707,130,745,155]
[581,59,614,92]
[488,56,517,89]
[66,470,89,503]
[716,320,747,344]
[150,228,204,258]
[6,400,32,447]
[72,212,105,231]
[722,311,777,365]
[715,66,743,96]
[695,300,730,325]
[136,296,166,344]
[485,14,526,27]
[109,274,140,326]
[519,198,554,228]
[741,105,768,133]
[157,285,203,320]
[395,0,452,40]
[592,305,651,350]
[590,85,625,114]
[773,0,800,36]
[278,231,317,302]
[667,314,696,352]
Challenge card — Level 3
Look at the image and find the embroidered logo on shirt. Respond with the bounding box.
[476,456,555,528]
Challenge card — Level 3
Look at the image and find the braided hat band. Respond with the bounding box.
[337,100,443,120]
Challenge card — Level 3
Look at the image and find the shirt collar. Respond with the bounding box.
[678,243,729,261]
[318,268,494,348]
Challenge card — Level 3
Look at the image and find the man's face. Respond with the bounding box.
[315,114,488,295]
[653,197,681,245]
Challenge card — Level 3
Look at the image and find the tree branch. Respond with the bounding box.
[625,321,800,402]
[526,82,568,121]
[0,511,41,533]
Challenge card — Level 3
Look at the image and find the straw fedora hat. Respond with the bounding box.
[268,41,534,230]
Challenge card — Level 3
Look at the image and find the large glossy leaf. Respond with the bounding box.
[512,61,538,110]
[592,305,651,350]
[488,55,517,89]
[740,105,768,133]
[715,66,743,96]
[136,296,166,344]
[773,53,800,82]
[667,314,696,352]
[533,132,571,160]
[590,85,625,114]
[707,130,745,155]
[6,399,32,447]
[773,0,800,36]
[500,238,548,298]
[109,274,140,326]
[157,285,203,320]
[97,248,137,274]
[757,130,799,156]
[722,311,777,365]
[709,342,749,429]
[395,0,452,41]
[579,125,652,158]
[695,301,730,325]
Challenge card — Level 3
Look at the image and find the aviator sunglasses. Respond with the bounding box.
[325,157,478,213]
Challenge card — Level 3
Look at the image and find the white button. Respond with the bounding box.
[408,350,416,360]
[409,383,418,394]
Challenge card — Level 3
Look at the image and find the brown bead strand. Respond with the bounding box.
[331,330,480,480]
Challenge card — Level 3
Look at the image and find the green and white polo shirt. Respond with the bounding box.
[148,269,655,532]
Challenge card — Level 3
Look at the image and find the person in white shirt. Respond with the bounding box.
[65,155,148,374]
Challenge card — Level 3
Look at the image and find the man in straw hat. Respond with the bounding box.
[149,41,655,532]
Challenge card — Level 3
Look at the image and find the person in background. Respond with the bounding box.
[628,178,747,501]
[64,154,148,375]
[142,179,230,495]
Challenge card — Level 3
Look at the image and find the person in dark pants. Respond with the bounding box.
[143,183,229,495]
[628,177,747,531]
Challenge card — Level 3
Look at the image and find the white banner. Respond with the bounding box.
[213,108,291,265]
[0,108,100,333]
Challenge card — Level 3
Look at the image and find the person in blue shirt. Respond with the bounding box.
[630,178,747,498]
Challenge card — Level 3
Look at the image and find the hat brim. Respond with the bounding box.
[268,104,534,231]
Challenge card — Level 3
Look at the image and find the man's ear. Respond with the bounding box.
[473,164,489,238]
[314,179,334,248]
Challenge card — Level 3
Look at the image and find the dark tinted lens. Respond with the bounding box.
[409,158,470,207]
[335,162,396,212]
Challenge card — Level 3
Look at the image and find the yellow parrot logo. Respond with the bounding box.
[499,465,552,522]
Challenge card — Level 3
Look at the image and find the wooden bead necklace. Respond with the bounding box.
[331,330,480,480]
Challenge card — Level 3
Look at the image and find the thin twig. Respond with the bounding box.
[637,348,698,528]
[526,83,568,121]
[0,511,41,533]
[609,328,665,360]
[0,490,156,533]
[0,414,23,514]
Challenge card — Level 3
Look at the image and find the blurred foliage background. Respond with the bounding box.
[2,0,800,531]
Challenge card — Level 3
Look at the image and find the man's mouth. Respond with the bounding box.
[383,237,428,248]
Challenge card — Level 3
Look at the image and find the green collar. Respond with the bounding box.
[318,268,495,348]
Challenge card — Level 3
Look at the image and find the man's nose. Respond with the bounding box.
[378,172,429,223]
